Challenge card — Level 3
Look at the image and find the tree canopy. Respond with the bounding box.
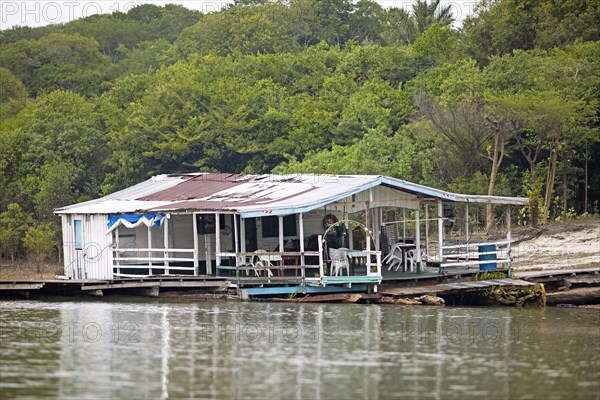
[0,0,598,260]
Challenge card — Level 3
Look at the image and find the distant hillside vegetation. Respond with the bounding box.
[0,1,598,261]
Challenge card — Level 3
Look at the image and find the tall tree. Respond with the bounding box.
[412,0,455,35]
[0,203,31,263]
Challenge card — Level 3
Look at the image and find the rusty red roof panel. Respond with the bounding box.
[146,185,317,212]
[137,173,252,201]
[148,199,258,211]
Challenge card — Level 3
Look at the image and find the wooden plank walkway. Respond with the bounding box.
[0,283,45,291]
[380,278,537,298]
[514,267,600,280]
[0,275,231,295]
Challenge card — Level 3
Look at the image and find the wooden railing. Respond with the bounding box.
[216,234,382,288]
[440,240,511,270]
[112,247,195,277]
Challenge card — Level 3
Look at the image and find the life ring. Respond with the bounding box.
[323,214,339,229]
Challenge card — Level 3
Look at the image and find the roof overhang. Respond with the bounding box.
[382,176,528,205]
[54,173,529,216]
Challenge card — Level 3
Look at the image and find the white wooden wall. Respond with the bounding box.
[60,199,401,279]
[62,214,113,279]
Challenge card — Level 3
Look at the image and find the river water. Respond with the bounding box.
[0,299,598,399]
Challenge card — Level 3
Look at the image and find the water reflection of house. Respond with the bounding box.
[54,173,527,293]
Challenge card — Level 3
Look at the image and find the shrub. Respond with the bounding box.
[23,223,55,273]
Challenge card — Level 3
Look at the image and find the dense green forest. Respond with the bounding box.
[0,0,598,261]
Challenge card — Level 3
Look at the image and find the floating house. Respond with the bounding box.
[55,173,527,293]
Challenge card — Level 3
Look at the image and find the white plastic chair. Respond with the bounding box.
[252,250,274,278]
[384,244,403,271]
[329,248,350,276]
[238,255,254,276]
[406,248,426,272]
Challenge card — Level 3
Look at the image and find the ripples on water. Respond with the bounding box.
[1,300,598,399]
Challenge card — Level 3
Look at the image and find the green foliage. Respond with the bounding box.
[0,33,113,96]
[275,127,416,178]
[0,0,598,263]
[474,271,508,281]
[23,223,56,272]
[463,0,600,63]
[520,169,544,225]
[173,3,300,57]
[0,203,32,262]
[412,23,462,66]
[0,67,26,104]
[412,0,455,35]
[0,67,28,120]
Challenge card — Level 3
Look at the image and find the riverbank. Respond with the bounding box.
[510,217,599,271]
[0,260,62,281]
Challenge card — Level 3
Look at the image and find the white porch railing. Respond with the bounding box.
[216,250,322,286]
[215,234,382,288]
[440,240,511,269]
[113,247,195,277]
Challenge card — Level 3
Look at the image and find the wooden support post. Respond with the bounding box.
[233,214,239,281]
[365,206,369,242]
[204,232,211,275]
[233,214,239,260]
[506,205,511,239]
[278,215,285,277]
[299,213,305,288]
[375,251,381,288]
[318,235,324,281]
[437,200,444,267]
[215,212,221,272]
[376,207,382,251]
[115,227,120,276]
[367,189,373,245]
[278,215,284,252]
[366,228,371,276]
[192,213,199,276]
[402,208,406,240]
[415,207,421,274]
[425,205,430,257]
[147,225,153,275]
[465,203,470,243]
[348,214,354,251]
[240,217,246,254]
[342,207,347,248]
[163,216,169,275]
[240,217,246,278]
[506,206,512,267]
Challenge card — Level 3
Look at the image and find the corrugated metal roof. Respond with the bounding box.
[54,174,188,214]
[54,173,528,216]
[381,176,529,205]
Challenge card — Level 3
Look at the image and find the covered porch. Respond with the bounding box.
[108,177,524,290]
[110,207,385,289]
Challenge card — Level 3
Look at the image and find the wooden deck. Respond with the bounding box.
[380,278,536,298]
[0,275,231,297]
[514,267,600,281]
[2,267,596,303]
